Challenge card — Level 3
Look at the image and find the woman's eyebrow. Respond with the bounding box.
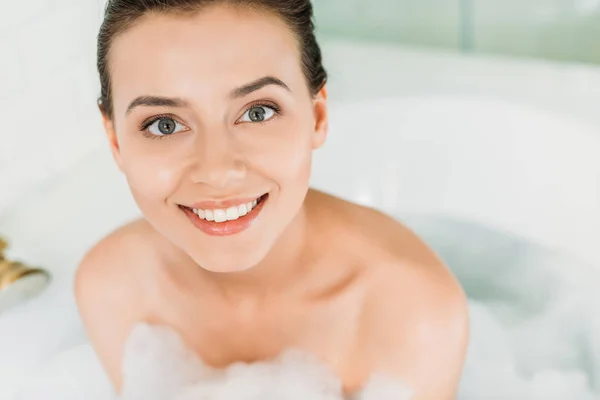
[125,76,291,116]
[230,76,291,99]
[126,96,188,115]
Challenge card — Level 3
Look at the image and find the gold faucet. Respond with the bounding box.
[0,237,50,295]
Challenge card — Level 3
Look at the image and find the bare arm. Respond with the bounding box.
[365,270,469,400]
[403,286,469,399]
[361,223,470,399]
[74,235,142,394]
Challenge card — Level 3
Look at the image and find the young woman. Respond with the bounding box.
[76,0,469,398]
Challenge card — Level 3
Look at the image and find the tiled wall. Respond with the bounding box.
[0,0,108,214]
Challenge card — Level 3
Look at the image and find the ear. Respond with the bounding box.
[311,85,328,150]
[99,102,124,172]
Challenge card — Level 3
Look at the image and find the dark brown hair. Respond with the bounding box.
[97,0,327,119]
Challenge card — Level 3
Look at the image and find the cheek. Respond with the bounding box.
[120,141,182,207]
[255,125,314,187]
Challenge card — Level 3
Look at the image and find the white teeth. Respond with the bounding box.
[213,209,227,223]
[226,206,239,221]
[190,195,265,223]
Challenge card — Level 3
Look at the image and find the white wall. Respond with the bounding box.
[0,0,107,215]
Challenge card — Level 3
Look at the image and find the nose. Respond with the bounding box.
[187,128,247,188]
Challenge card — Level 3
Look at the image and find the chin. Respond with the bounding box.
[200,263,255,274]
[188,247,268,274]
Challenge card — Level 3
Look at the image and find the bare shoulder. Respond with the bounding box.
[309,190,469,398]
[74,218,158,393]
[357,214,469,399]
[75,218,157,303]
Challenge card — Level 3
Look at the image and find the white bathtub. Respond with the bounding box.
[0,38,599,398]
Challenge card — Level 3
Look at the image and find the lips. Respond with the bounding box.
[180,194,269,236]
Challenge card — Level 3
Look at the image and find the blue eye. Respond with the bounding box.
[146,117,186,136]
[240,105,277,123]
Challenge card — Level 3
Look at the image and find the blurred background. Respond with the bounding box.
[0,0,599,399]
[315,0,600,63]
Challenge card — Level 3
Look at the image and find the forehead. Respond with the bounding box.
[108,5,305,112]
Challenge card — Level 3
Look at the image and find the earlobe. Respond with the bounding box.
[99,105,124,172]
[311,86,328,150]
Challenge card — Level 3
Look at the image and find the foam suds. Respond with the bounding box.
[120,323,413,400]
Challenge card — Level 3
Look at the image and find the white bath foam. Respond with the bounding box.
[121,323,413,400]
[12,322,414,400]
[460,301,599,400]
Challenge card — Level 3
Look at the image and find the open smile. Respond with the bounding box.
[179,193,269,236]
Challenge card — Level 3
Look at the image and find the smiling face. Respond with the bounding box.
[103,4,328,272]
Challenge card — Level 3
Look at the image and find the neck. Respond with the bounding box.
[201,203,313,305]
